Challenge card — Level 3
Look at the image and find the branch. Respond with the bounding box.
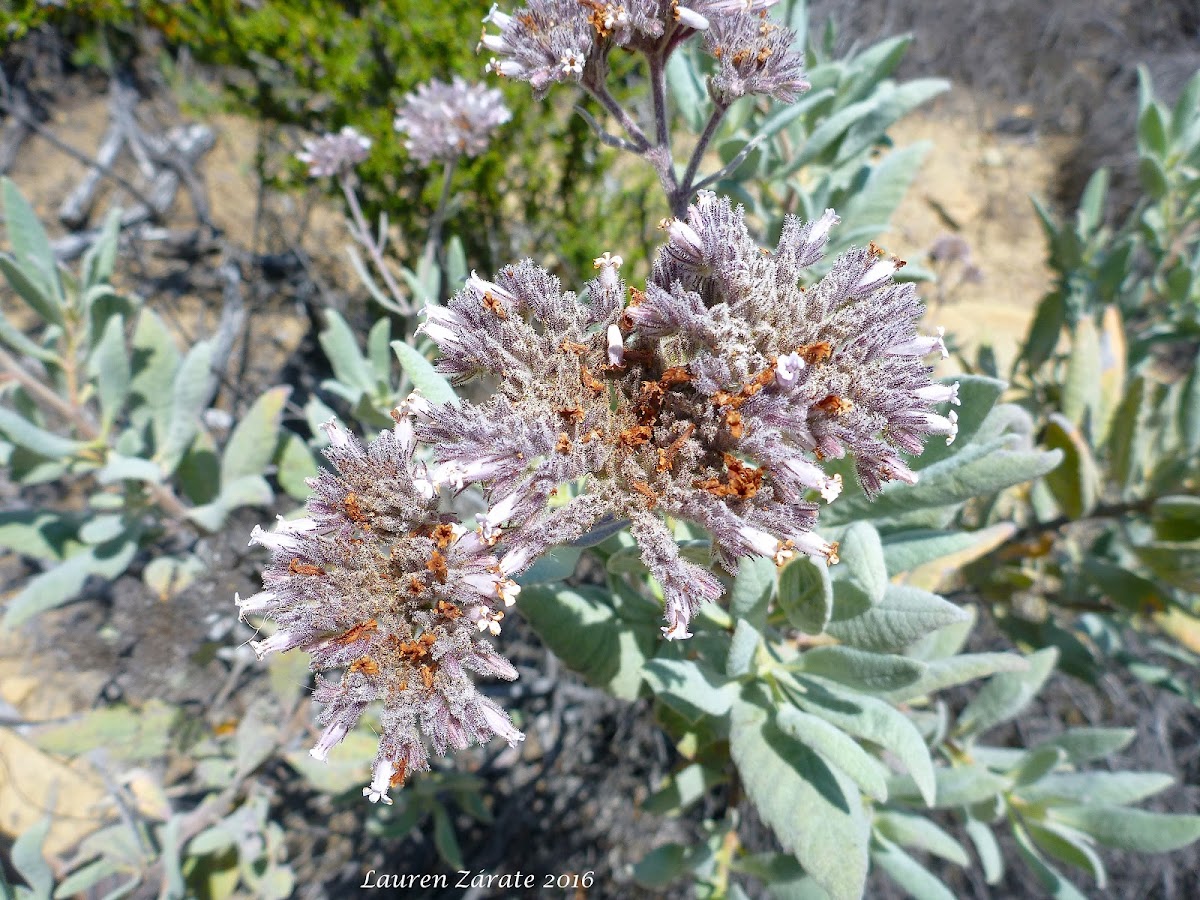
[0,344,195,526]
[574,105,644,153]
[693,134,765,192]
[680,101,729,198]
[584,81,651,150]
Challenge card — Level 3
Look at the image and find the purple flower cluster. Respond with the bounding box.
[244,193,956,798]
[480,0,804,101]
[240,418,523,805]
[393,77,512,166]
[414,193,957,641]
[296,126,372,178]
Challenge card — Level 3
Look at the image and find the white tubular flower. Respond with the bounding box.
[914,381,961,406]
[791,530,840,565]
[662,217,706,266]
[922,409,959,445]
[250,629,303,659]
[888,326,948,360]
[469,605,505,635]
[778,456,842,503]
[594,252,623,291]
[674,5,711,29]
[397,390,436,421]
[498,544,536,576]
[309,722,350,762]
[483,4,512,29]
[735,523,795,565]
[234,590,277,622]
[487,57,527,78]
[560,50,585,75]
[467,271,519,306]
[479,491,523,544]
[248,523,305,554]
[662,621,694,641]
[879,453,920,485]
[774,351,806,389]
[607,323,625,366]
[364,760,395,805]
[806,208,839,247]
[322,418,354,450]
[854,258,898,295]
[480,700,524,746]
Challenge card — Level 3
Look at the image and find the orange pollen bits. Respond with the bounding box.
[797,341,833,365]
[694,453,764,499]
[336,618,378,645]
[430,522,461,548]
[344,493,369,524]
[436,600,462,619]
[396,632,436,663]
[426,548,449,583]
[389,760,408,788]
[288,558,326,576]
[725,409,745,438]
[580,365,606,394]
[556,403,586,423]
[656,422,696,473]
[408,575,425,595]
[618,424,653,449]
[827,540,842,565]
[560,338,589,354]
[555,432,572,454]
[631,480,659,508]
[713,361,776,411]
[349,656,379,676]
[420,663,436,690]
[815,394,854,417]
[480,292,507,318]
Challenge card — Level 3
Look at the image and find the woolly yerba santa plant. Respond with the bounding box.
[243,190,956,797]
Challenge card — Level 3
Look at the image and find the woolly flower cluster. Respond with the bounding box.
[415,192,958,641]
[480,0,806,102]
[240,418,523,806]
[393,76,512,166]
[296,126,372,178]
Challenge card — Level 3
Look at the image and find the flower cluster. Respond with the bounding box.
[295,126,372,178]
[414,193,957,641]
[240,418,523,805]
[393,77,512,166]
[480,0,804,102]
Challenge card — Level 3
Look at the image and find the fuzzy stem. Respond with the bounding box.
[680,101,729,200]
[339,171,411,314]
[422,155,458,288]
[585,81,651,150]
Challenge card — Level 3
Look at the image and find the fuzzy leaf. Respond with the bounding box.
[1042,414,1099,519]
[1051,806,1200,853]
[519,584,655,700]
[954,647,1058,738]
[874,811,970,866]
[778,554,833,633]
[392,340,458,406]
[732,689,870,900]
[886,652,1029,703]
[0,407,84,459]
[872,840,956,900]
[826,584,969,652]
[830,521,887,612]
[156,339,214,474]
[777,706,889,801]
[644,658,738,721]
[221,386,290,484]
[319,309,375,393]
[797,645,925,691]
[3,539,137,628]
[1019,771,1174,807]
[791,674,936,806]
